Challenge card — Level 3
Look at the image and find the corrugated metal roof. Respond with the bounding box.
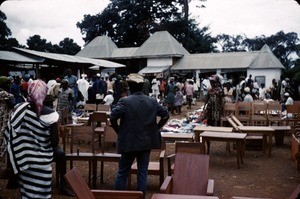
[13,47,125,68]
[133,31,190,58]
[0,51,44,63]
[138,65,170,74]
[249,44,285,69]
[111,47,139,59]
[171,45,284,70]
[76,35,118,59]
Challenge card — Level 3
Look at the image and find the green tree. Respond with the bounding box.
[27,35,53,52]
[179,0,206,22]
[57,38,81,55]
[0,10,20,50]
[160,19,216,53]
[27,35,81,55]
[215,34,246,52]
[77,0,215,53]
[243,31,299,69]
[0,10,11,40]
[77,0,181,47]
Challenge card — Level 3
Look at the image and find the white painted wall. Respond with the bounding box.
[247,68,282,88]
[147,58,173,66]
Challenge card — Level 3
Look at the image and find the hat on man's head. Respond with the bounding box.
[96,73,101,77]
[284,92,290,97]
[169,77,175,81]
[127,73,145,84]
[244,87,250,93]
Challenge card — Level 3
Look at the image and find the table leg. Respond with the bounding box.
[236,141,242,169]
[202,138,207,154]
[195,131,200,142]
[268,134,272,157]
[93,160,97,188]
[101,161,104,183]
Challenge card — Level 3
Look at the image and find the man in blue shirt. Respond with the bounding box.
[110,73,169,197]
[64,69,78,110]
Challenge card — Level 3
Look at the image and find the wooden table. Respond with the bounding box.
[161,132,194,148]
[237,126,275,157]
[151,193,219,199]
[193,126,233,142]
[200,131,247,169]
[270,126,291,146]
[92,152,121,188]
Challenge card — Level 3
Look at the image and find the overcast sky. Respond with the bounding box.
[1,0,300,49]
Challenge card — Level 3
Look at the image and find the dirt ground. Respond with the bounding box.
[0,102,299,199]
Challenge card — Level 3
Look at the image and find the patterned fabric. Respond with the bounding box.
[28,80,48,116]
[4,102,58,199]
[205,86,224,126]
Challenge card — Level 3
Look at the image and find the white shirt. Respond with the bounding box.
[77,78,90,101]
[285,97,294,105]
[103,94,114,105]
[151,78,159,90]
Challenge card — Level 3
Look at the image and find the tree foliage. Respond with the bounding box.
[215,34,246,52]
[77,0,181,47]
[215,31,299,70]
[243,31,299,69]
[160,19,216,53]
[26,35,81,55]
[0,10,21,50]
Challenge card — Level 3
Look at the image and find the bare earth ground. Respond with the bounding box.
[1,102,299,199]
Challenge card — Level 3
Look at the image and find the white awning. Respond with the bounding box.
[138,66,170,74]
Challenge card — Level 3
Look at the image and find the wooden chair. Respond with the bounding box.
[166,142,205,176]
[97,104,110,112]
[90,111,108,153]
[128,148,165,189]
[251,101,268,126]
[266,101,283,126]
[83,103,97,116]
[65,125,95,186]
[236,102,252,125]
[160,153,214,196]
[64,167,143,199]
[230,114,244,127]
[220,102,237,127]
[60,107,75,151]
[291,134,300,170]
[286,104,300,134]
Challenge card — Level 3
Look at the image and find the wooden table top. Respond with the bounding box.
[237,126,274,132]
[151,193,219,199]
[65,123,84,127]
[194,126,233,132]
[201,131,247,139]
[161,132,194,139]
[269,126,291,131]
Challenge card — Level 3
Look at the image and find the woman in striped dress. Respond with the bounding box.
[4,79,59,199]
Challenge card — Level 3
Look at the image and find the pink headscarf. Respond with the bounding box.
[28,79,47,116]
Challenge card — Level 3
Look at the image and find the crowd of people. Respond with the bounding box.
[0,69,299,198]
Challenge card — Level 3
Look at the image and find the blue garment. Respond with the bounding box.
[110,91,169,196]
[110,92,169,153]
[115,150,150,194]
[64,75,78,109]
[10,82,23,105]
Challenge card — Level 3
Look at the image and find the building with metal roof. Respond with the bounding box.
[76,30,284,88]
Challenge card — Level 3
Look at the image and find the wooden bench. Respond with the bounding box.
[291,134,300,170]
[269,126,291,146]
